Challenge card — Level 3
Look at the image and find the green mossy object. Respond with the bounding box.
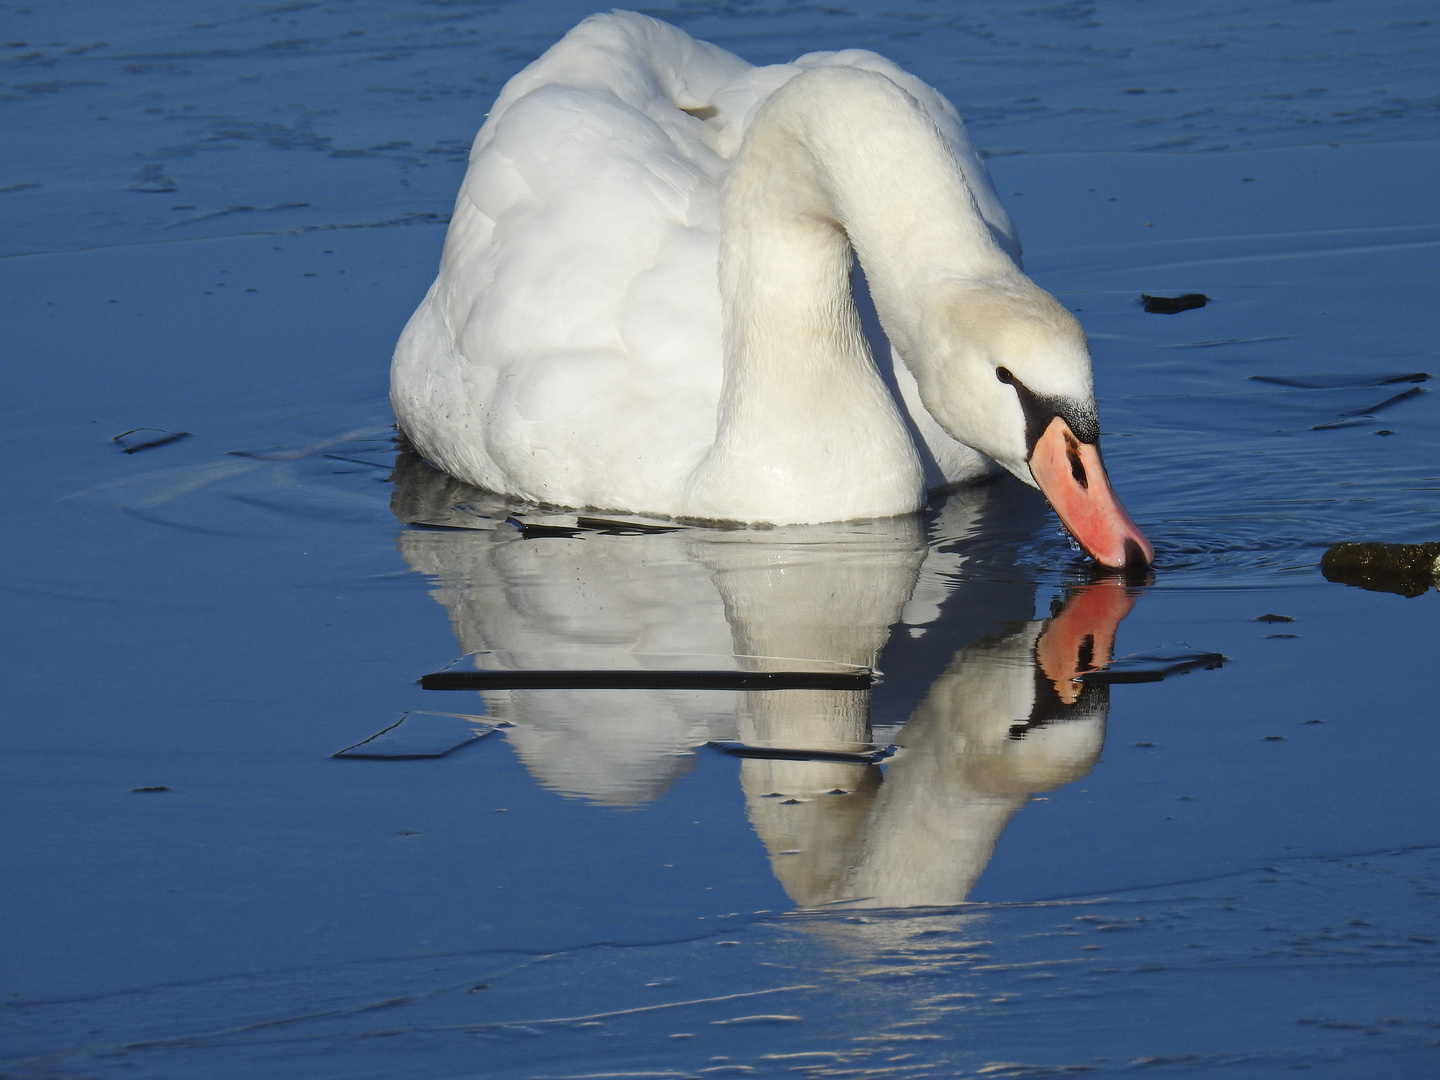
[1321,541,1440,597]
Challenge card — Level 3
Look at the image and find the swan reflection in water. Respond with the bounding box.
[393,449,1139,908]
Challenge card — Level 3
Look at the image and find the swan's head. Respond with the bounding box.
[910,279,1153,570]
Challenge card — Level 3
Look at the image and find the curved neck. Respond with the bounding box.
[685,66,1015,525]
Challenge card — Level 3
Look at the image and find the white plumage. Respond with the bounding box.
[393,12,1122,532]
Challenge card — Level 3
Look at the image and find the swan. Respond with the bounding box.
[392,11,1152,569]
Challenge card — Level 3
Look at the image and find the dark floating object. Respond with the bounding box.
[576,516,679,534]
[334,711,495,759]
[1321,541,1440,598]
[1141,293,1209,314]
[506,515,681,539]
[131,785,170,793]
[1248,373,1430,432]
[421,668,873,691]
[1077,648,1226,684]
[708,740,894,765]
[510,519,584,539]
[1310,386,1426,430]
[113,428,190,454]
[1251,372,1429,390]
[1255,613,1294,623]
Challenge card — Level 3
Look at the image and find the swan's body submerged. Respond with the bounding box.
[392,12,1151,567]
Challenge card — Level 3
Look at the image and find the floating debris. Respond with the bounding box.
[421,668,873,691]
[505,514,681,538]
[1141,292,1209,314]
[1310,385,1426,430]
[1251,372,1430,390]
[509,519,584,539]
[421,650,873,693]
[1321,541,1440,597]
[707,741,895,764]
[333,711,496,759]
[112,428,190,454]
[1163,335,1291,349]
[1078,648,1226,684]
[1254,613,1294,623]
[131,785,170,793]
[1247,373,1431,433]
[575,515,679,534]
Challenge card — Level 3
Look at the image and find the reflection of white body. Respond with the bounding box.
[395,463,982,802]
[397,461,1121,906]
[398,512,930,805]
[400,525,739,805]
[392,13,1135,532]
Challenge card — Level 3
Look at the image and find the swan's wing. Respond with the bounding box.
[392,13,751,513]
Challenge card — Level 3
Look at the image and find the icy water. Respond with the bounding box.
[4,2,1440,1078]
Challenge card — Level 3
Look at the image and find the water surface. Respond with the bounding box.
[3,2,1439,1077]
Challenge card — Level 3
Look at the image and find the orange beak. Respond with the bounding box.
[1028,416,1153,571]
[1035,578,1138,703]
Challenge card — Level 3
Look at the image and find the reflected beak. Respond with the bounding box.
[1028,416,1154,571]
[1035,577,1137,703]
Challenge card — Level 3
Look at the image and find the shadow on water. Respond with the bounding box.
[389,447,1175,909]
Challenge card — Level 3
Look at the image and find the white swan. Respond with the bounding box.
[392,11,1151,568]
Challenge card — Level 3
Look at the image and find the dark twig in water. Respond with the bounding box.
[708,741,895,764]
[1141,293,1209,314]
[1077,649,1226,684]
[113,428,190,454]
[420,669,874,691]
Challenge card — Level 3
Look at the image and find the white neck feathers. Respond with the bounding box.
[681,67,1019,524]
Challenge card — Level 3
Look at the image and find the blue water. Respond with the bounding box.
[3,3,1439,1077]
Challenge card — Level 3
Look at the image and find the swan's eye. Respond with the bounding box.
[995,366,1014,385]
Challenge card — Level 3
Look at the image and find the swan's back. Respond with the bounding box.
[392,11,1019,515]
